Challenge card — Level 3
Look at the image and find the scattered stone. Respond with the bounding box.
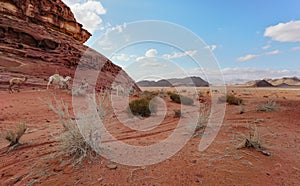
[106,164,117,170]
[262,151,271,156]
[97,177,103,182]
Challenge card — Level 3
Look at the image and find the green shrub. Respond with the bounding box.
[128,98,157,117]
[141,90,159,100]
[167,91,174,96]
[226,95,243,105]
[170,93,194,105]
[218,95,243,105]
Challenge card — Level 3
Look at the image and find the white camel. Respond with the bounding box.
[47,74,71,90]
[72,79,89,96]
[111,83,125,96]
[9,77,28,93]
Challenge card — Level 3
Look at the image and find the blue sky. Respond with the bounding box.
[63,0,300,83]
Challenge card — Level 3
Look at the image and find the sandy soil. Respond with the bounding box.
[0,87,299,185]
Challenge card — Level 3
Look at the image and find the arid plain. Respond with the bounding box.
[0,86,299,185]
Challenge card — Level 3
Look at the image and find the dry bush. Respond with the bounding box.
[1,122,27,147]
[237,124,264,151]
[141,90,159,100]
[193,104,210,137]
[46,96,105,166]
[170,93,194,105]
[256,100,279,112]
[128,98,157,117]
[218,94,243,105]
[59,122,98,166]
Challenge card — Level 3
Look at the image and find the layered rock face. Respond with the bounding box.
[0,0,140,92]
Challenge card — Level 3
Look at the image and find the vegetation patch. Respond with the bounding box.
[237,125,270,156]
[141,90,159,100]
[193,105,210,137]
[256,100,279,112]
[1,121,27,148]
[46,96,103,166]
[169,93,194,105]
[218,94,243,105]
[128,98,157,117]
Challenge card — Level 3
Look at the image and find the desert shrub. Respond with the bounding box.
[193,104,210,137]
[141,90,159,100]
[1,122,27,147]
[170,93,194,105]
[256,100,278,112]
[46,96,103,166]
[198,91,204,97]
[226,95,243,105]
[218,95,243,105]
[237,125,267,154]
[59,122,98,166]
[173,109,182,118]
[167,91,175,96]
[128,98,157,117]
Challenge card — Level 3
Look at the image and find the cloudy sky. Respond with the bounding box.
[62,0,300,84]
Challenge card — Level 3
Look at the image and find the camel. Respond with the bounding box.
[47,74,71,90]
[111,83,125,96]
[9,77,28,93]
[72,79,89,96]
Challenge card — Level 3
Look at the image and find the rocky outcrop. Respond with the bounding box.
[137,76,209,87]
[0,0,90,43]
[0,0,140,92]
[253,80,274,87]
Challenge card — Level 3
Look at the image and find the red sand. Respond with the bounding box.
[0,87,299,185]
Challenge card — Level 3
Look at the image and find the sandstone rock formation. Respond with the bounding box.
[0,0,140,92]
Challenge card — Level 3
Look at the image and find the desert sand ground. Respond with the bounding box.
[0,86,299,185]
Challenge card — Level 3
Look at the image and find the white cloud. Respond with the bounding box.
[237,49,282,62]
[264,20,300,42]
[265,50,280,55]
[262,45,271,50]
[292,46,300,51]
[109,23,127,33]
[136,56,146,62]
[163,50,197,59]
[205,45,217,51]
[141,62,166,68]
[145,49,158,57]
[236,54,260,62]
[220,68,300,84]
[112,53,134,62]
[62,0,106,34]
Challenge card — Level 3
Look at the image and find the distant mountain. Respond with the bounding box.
[137,76,209,87]
[254,80,274,87]
[244,77,300,87]
[267,77,300,86]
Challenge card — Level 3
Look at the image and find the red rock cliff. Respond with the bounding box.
[0,0,91,43]
[0,0,140,92]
